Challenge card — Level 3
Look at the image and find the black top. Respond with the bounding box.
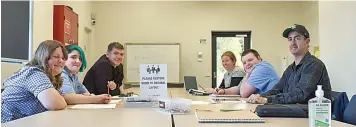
[83,55,124,96]
[261,52,331,104]
[218,77,243,89]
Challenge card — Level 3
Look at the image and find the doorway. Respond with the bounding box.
[211,31,251,88]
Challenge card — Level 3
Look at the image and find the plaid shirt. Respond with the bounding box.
[261,52,332,104]
[1,66,57,123]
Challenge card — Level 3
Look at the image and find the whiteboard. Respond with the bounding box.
[125,43,180,83]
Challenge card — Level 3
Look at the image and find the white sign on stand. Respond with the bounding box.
[140,64,168,100]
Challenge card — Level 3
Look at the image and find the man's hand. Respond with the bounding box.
[212,88,219,94]
[206,88,215,94]
[107,81,117,90]
[247,94,267,104]
[119,85,126,94]
[245,65,256,74]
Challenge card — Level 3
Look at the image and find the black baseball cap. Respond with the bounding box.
[282,24,310,38]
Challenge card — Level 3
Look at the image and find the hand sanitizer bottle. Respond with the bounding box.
[308,85,332,127]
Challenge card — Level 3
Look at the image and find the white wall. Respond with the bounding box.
[92,1,309,87]
[301,1,319,48]
[2,1,322,89]
[319,1,356,98]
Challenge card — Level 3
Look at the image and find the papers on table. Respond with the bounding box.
[111,95,139,99]
[210,94,241,97]
[109,100,122,104]
[192,101,210,105]
[111,96,120,99]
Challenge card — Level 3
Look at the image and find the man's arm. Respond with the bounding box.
[94,62,112,94]
[221,85,240,95]
[240,64,281,98]
[223,70,253,96]
[108,65,125,96]
[266,62,324,104]
[260,67,290,97]
[239,73,256,98]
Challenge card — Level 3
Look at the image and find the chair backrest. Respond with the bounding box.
[331,91,342,102]
[343,94,356,125]
[331,91,349,121]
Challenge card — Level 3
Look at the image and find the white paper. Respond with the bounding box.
[111,96,120,99]
[140,64,168,101]
[192,101,210,105]
[109,100,122,104]
[70,104,116,109]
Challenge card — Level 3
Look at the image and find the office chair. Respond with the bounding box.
[343,94,356,125]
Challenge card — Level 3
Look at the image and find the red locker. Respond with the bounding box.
[53,5,79,45]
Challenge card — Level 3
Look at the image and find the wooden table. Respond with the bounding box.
[169,88,355,127]
[174,115,353,127]
[2,87,171,127]
[2,88,354,127]
[2,107,171,127]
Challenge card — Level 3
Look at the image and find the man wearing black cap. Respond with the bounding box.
[247,24,332,104]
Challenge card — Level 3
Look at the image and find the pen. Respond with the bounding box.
[107,81,110,95]
[220,109,243,112]
[198,84,206,91]
[196,109,212,112]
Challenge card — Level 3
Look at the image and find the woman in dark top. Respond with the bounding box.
[219,51,245,89]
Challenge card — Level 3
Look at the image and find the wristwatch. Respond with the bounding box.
[265,98,268,103]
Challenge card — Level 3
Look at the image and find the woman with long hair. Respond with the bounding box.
[1,40,68,123]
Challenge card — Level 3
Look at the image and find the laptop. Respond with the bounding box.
[184,76,210,95]
[184,76,198,91]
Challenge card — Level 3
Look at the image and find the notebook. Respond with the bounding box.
[211,95,241,103]
[195,109,265,123]
[210,94,241,98]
